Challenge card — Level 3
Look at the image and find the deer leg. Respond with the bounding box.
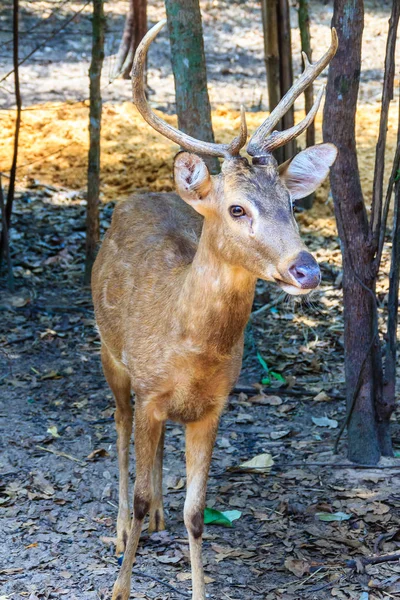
[101,345,133,556]
[149,423,165,532]
[185,414,219,600]
[111,403,164,600]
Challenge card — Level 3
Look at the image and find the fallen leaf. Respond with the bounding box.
[312,415,338,428]
[270,430,290,439]
[313,391,331,402]
[316,511,352,522]
[47,425,60,438]
[86,448,109,461]
[284,557,310,577]
[204,507,241,527]
[235,453,274,472]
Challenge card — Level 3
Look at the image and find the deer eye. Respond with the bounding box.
[229,205,246,218]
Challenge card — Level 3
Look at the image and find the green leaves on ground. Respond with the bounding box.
[256,351,285,386]
[316,511,352,522]
[204,507,242,528]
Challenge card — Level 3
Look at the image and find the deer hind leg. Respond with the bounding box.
[148,423,165,532]
[101,344,133,556]
[185,414,219,600]
[112,402,164,600]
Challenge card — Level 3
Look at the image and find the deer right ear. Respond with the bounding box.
[174,153,212,211]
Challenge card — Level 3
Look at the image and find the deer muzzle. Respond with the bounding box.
[288,251,321,290]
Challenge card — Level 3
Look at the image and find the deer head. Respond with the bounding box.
[132,21,338,295]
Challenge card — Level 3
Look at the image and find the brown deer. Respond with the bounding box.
[92,20,338,600]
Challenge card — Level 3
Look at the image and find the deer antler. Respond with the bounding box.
[247,28,338,157]
[132,20,247,159]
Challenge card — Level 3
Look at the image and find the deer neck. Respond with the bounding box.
[178,220,257,354]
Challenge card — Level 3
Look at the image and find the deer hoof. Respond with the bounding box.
[111,580,130,600]
[115,527,129,556]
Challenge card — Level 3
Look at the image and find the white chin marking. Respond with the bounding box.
[278,282,311,296]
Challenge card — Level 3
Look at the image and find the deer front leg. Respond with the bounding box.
[101,345,133,556]
[185,414,219,600]
[111,403,164,600]
[149,424,165,532]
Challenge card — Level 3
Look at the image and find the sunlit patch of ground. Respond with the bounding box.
[0,100,398,206]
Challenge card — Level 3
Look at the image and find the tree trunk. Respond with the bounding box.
[112,0,147,80]
[297,0,314,209]
[277,0,296,161]
[323,0,391,464]
[0,0,21,264]
[85,0,105,285]
[261,0,283,164]
[298,0,314,148]
[0,175,14,291]
[164,0,219,173]
[121,0,147,79]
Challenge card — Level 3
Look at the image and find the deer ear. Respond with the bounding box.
[279,143,338,200]
[174,153,212,211]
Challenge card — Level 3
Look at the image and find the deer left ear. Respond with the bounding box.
[278,143,338,200]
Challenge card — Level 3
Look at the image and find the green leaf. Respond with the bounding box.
[261,375,271,385]
[256,351,269,373]
[204,507,241,527]
[394,450,400,458]
[316,511,352,522]
[270,371,285,382]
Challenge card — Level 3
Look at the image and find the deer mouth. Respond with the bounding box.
[273,277,312,296]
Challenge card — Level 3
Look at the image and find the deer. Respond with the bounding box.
[92,20,338,600]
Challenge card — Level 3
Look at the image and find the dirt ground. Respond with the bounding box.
[1,1,400,599]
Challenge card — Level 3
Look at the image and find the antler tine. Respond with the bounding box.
[247,28,338,157]
[132,20,247,159]
[227,105,248,156]
[261,86,325,153]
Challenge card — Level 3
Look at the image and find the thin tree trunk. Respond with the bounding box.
[112,0,134,78]
[277,0,295,161]
[297,0,314,209]
[112,0,147,80]
[121,0,147,79]
[261,0,283,164]
[0,0,21,268]
[323,0,389,464]
[382,94,400,453]
[85,0,104,285]
[298,0,314,148]
[0,176,14,291]
[164,0,219,174]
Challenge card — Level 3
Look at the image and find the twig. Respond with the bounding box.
[346,550,400,568]
[270,462,400,469]
[250,292,286,318]
[304,575,344,595]
[35,445,86,466]
[132,569,191,598]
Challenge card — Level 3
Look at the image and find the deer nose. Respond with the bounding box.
[288,251,321,289]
